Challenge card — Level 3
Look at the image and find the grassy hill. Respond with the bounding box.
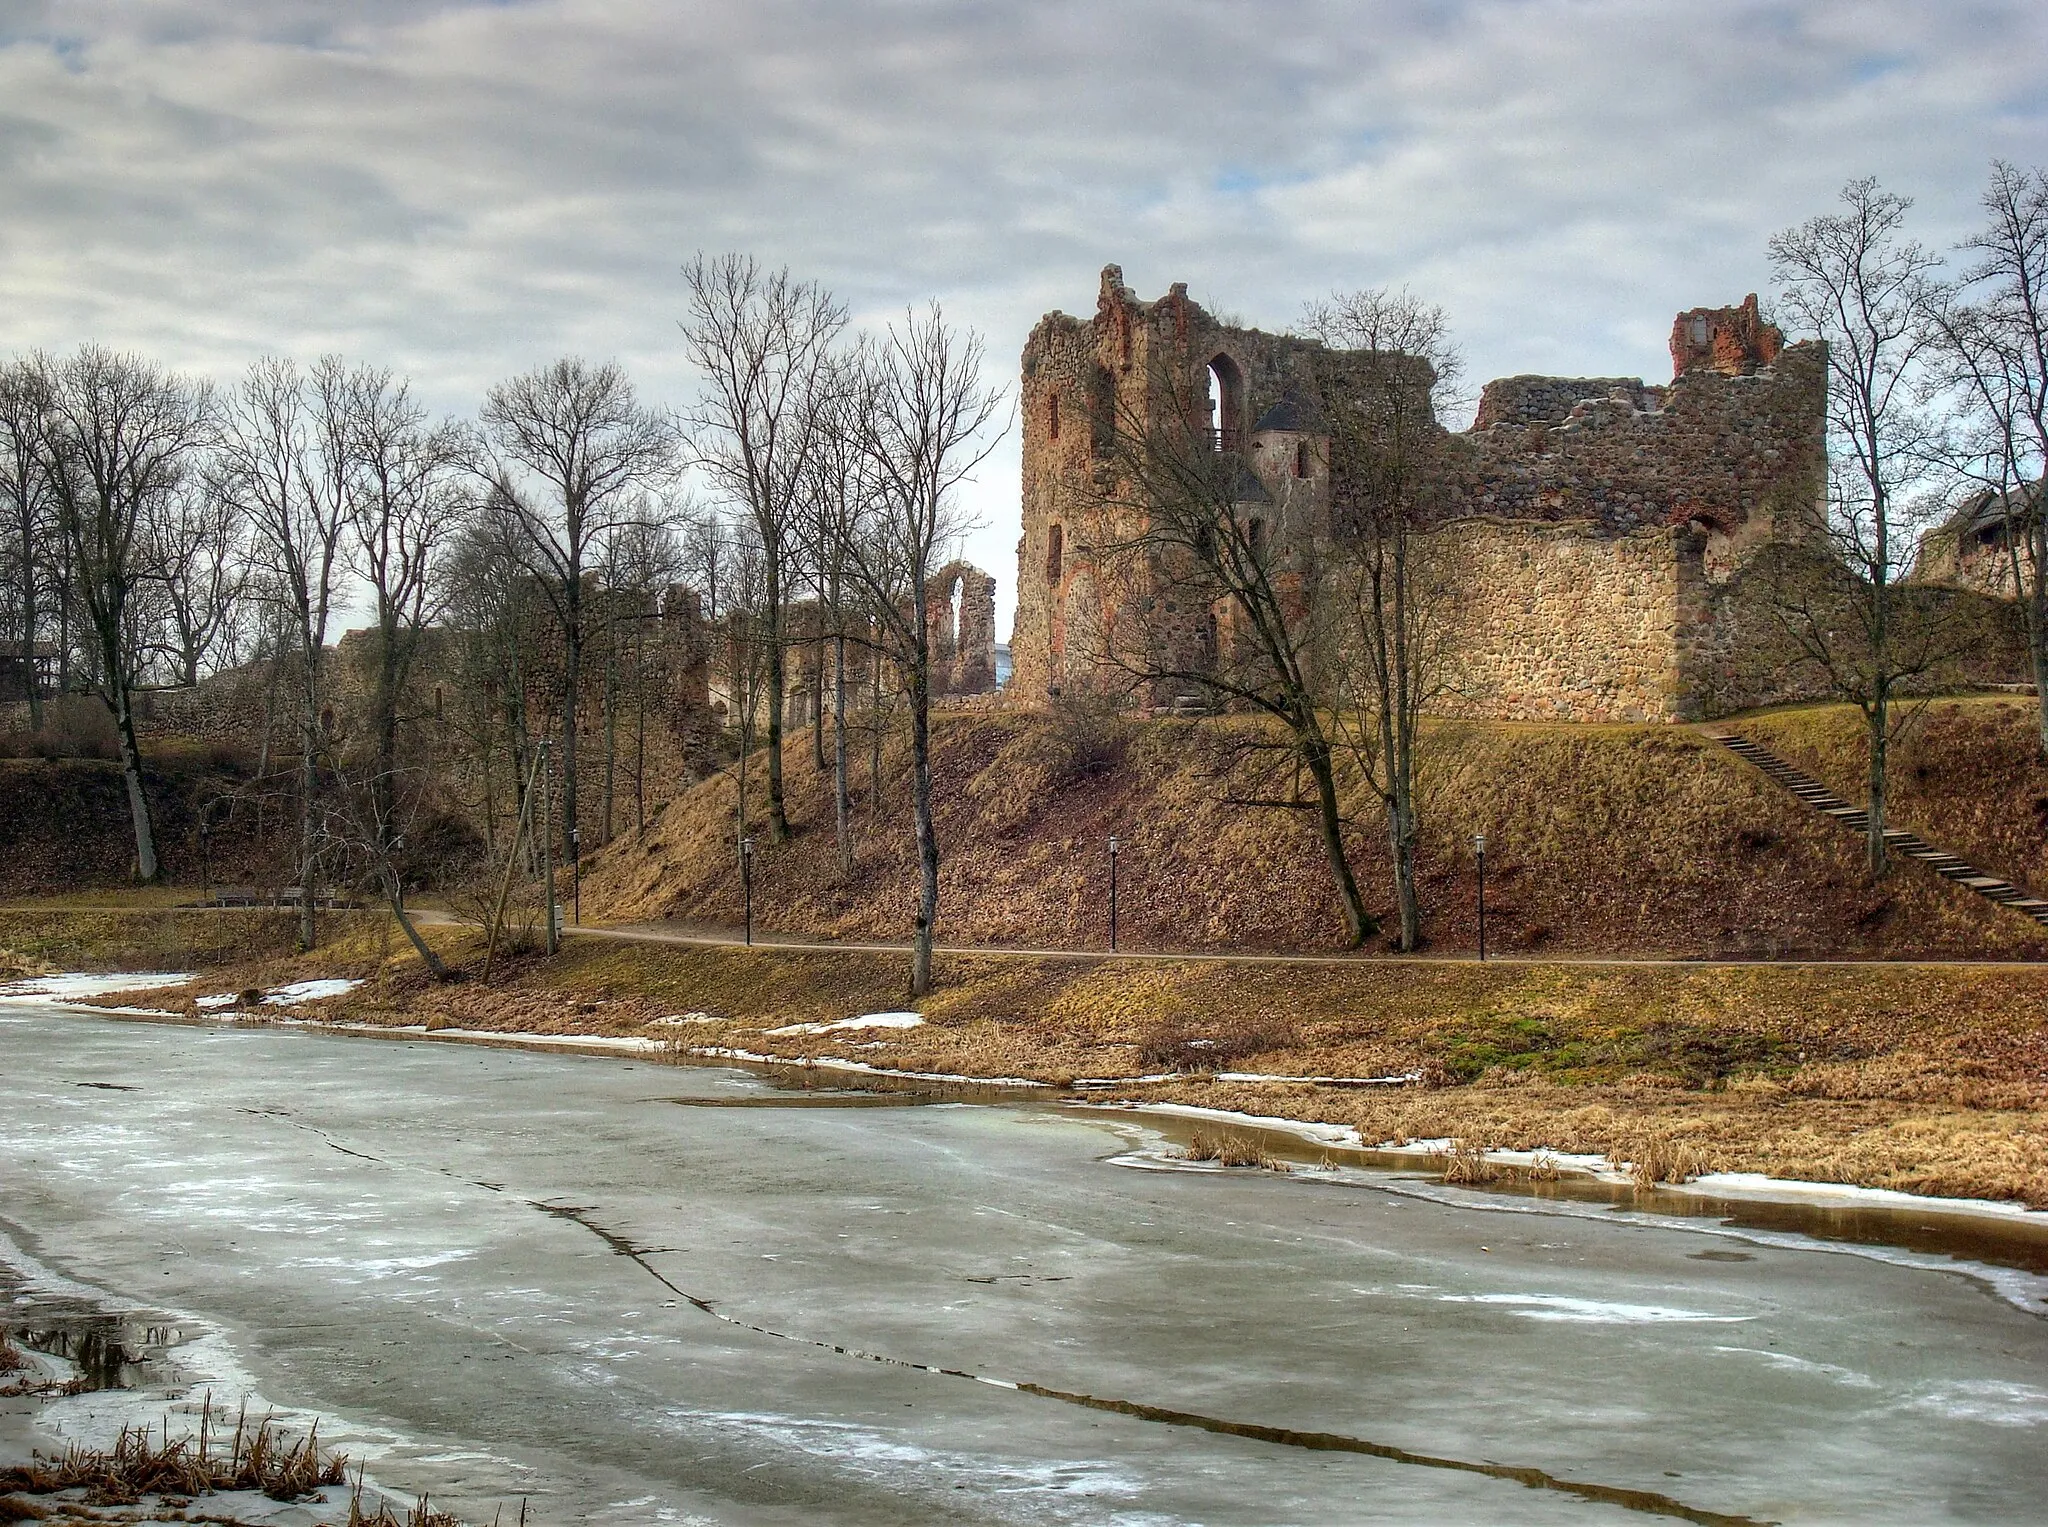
[581,704,2048,960]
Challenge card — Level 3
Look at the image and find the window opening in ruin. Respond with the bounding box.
[1047,390,1060,442]
[1046,523,1064,583]
[1294,440,1309,478]
[1206,354,1242,451]
[1247,518,1266,557]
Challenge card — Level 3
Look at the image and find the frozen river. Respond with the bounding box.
[3,1005,2046,1525]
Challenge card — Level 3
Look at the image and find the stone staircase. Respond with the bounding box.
[1701,730,2048,929]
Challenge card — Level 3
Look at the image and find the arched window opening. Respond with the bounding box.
[1045,523,1064,584]
[1246,518,1266,557]
[1046,390,1060,442]
[1294,440,1309,479]
[1206,354,1243,452]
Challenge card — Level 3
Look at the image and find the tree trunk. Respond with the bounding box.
[869,641,884,818]
[383,863,447,978]
[833,631,852,878]
[561,622,581,868]
[811,636,827,774]
[1388,794,1419,953]
[17,538,39,732]
[764,561,789,840]
[603,647,617,845]
[296,656,321,951]
[1866,692,1890,878]
[1303,730,1372,947]
[110,683,157,884]
[907,657,937,998]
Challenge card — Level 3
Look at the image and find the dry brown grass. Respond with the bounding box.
[578,709,2048,959]
[0,1406,344,1507]
[1178,1130,1291,1171]
[1745,696,2048,895]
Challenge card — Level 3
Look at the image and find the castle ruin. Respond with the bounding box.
[1009,267,1845,722]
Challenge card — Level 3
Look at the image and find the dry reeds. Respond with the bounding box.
[1438,1138,1498,1184]
[0,1401,345,1508]
[1177,1130,1291,1172]
[1610,1131,1718,1189]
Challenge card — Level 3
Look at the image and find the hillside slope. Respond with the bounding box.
[582,708,2048,959]
[1743,697,2048,897]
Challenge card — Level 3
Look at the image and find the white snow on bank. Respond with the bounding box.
[687,1045,1047,1088]
[262,978,362,1005]
[649,1011,720,1025]
[194,993,239,1010]
[0,972,192,1003]
[1215,1069,1423,1086]
[1677,1172,2043,1222]
[1084,1100,1364,1149]
[1438,1292,1752,1324]
[764,1010,923,1037]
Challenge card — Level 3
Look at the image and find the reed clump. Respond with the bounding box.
[1178,1130,1291,1171]
[0,1403,344,1508]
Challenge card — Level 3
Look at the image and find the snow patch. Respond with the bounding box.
[764,1011,924,1037]
[0,972,192,1003]
[262,978,363,1005]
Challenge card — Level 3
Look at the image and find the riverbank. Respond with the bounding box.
[15,905,2047,1212]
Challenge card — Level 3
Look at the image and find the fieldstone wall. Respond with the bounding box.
[1431,521,1687,722]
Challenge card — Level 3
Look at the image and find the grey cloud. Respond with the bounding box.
[0,0,2042,624]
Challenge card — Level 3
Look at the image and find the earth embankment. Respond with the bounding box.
[582,706,2048,960]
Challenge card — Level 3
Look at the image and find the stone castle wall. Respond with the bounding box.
[1007,267,1905,723]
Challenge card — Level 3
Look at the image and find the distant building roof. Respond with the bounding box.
[1230,462,1272,505]
[1949,479,2045,536]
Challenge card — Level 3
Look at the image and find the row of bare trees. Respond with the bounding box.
[0,264,1004,996]
[677,254,1004,995]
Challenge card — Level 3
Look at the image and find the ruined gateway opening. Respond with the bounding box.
[1206,354,1243,451]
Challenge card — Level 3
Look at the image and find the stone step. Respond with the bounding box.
[1704,727,2048,933]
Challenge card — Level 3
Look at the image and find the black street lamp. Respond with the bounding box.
[741,834,754,947]
[1474,832,1488,963]
[570,826,582,926]
[1108,835,1120,953]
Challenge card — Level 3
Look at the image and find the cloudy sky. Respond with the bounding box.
[3,0,2043,633]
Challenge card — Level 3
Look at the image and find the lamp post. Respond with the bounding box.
[1474,832,1488,963]
[1108,835,1120,953]
[570,826,582,926]
[741,834,754,947]
[199,819,212,906]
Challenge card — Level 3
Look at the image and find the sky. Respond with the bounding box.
[2,0,2044,637]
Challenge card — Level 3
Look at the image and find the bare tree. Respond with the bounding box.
[679,254,847,843]
[1304,289,1465,951]
[795,356,871,878]
[1926,162,2048,754]
[838,307,1004,997]
[1768,178,1947,877]
[146,477,247,688]
[0,360,56,730]
[217,356,355,946]
[342,367,466,975]
[476,358,678,881]
[34,347,212,882]
[1092,347,1375,947]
